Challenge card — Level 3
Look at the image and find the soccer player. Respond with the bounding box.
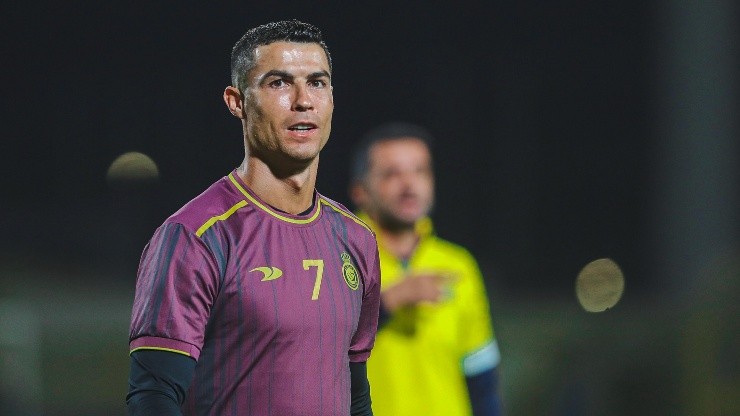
[126,20,381,416]
[350,122,503,416]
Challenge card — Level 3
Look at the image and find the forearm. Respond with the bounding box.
[127,350,196,416]
[350,361,373,416]
[465,367,503,416]
[127,392,183,416]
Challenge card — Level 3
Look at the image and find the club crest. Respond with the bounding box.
[341,252,359,290]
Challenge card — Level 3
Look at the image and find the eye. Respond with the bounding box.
[378,168,399,181]
[268,79,287,88]
[308,79,328,88]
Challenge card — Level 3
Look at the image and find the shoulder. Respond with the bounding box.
[420,234,481,271]
[318,193,376,237]
[165,174,248,236]
[426,235,474,258]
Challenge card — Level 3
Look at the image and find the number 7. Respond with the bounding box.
[303,259,324,300]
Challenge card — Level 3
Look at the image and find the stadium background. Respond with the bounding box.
[1,2,737,415]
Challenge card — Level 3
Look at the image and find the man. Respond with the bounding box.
[350,122,503,416]
[127,20,380,416]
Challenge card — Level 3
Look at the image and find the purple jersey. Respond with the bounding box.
[129,170,381,416]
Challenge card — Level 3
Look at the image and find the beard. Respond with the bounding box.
[376,211,415,232]
[374,201,432,233]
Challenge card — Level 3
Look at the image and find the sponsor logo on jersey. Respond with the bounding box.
[341,252,359,290]
[251,266,283,281]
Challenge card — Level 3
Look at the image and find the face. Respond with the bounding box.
[356,138,435,230]
[230,41,333,166]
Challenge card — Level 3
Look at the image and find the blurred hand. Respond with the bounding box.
[381,273,453,312]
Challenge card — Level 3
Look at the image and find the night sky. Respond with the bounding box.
[3,2,654,297]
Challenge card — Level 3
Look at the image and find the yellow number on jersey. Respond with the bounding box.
[302,259,324,300]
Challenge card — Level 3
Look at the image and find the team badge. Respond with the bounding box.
[341,252,359,290]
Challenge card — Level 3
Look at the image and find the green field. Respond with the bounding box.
[1,264,737,416]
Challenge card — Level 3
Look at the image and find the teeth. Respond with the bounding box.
[291,125,312,131]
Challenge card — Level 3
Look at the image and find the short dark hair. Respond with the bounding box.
[231,20,332,93]
[350,122,435,183]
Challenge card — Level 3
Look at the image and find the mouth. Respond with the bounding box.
[397,194,420,208]
[287,122,318,133]
[399,191,419,202]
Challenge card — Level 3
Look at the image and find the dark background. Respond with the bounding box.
[1,2,738,415]
[3,2,661,296]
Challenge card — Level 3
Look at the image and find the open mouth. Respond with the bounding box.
[288,122,317,132]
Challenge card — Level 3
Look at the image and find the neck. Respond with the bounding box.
[238,155,318,214]
[378,226,419,260]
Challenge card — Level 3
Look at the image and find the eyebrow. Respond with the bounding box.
[258,70,331,85]
[308,70,332,80]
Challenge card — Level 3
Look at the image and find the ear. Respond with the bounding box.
[223,86,245,119]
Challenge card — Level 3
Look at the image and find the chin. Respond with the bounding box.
[284,145,321,162]
[392,214,421,228]
[400,216,422,226]
[396,209,424,222]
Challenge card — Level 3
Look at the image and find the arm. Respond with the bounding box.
[127,350,196,416]
[128,223,220,413]
[377,273,448,329]
[348,239,381,415]
[457,251,503,416]
[350,361,373,416]
[376,300,393,329]
[465,366,503,416]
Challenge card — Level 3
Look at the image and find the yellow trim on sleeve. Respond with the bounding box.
[129,346,191,357]
[320,198,373,233]
[196,200,248,237]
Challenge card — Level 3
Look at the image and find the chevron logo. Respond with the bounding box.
[251,266,284,281]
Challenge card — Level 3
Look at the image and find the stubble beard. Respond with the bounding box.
[375,207,420,233]
[246,127,325,177]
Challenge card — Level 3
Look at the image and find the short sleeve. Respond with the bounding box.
[348,237,381,363]
[457,251,496,356]
[129,222,221,360]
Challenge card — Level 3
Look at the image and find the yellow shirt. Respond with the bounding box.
[362,214,499,416]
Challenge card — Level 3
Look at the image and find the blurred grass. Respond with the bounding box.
[1,263,131,416]
[1,260,737,416]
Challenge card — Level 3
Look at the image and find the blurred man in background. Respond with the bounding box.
[350,122,503,416]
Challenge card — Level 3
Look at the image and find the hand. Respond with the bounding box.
[381,273,453,312]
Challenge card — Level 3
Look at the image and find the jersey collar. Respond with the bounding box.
[228,171,321,225]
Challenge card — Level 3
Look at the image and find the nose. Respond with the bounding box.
[292,84,313,112]
[400,171,418,190]
[401,168,429,192]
